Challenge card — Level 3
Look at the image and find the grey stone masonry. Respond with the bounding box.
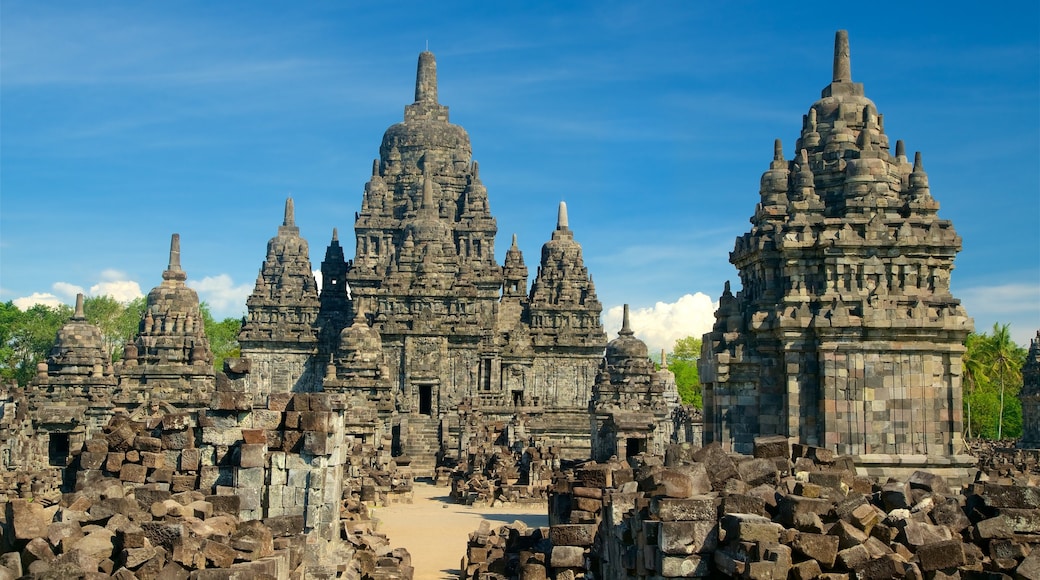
[337,51,606,470]
[240,198,322,395]
[119,234,215,403]
[1019,331,1040,448]
[19,294,118,471]
[590,304,680,462]
[701,31,973,476]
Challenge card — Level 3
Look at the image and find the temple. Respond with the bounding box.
[700,31,975,479]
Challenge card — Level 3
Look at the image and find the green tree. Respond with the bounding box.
[962,323,1027,440]
[962,332,988,439]
[83,295,146,361]
[984,323,1026,439]
[199,303,242,373]
[667,336,702,407]
[0,302,72,386]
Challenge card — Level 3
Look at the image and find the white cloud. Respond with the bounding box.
[188,274,251,319]
[52,281,85,299]
[603,292,718,356]
[13,292,66,310]
[313,269,323,291]
[959,283,1040,346]
[89,280,144,303]
[98,269,131,281]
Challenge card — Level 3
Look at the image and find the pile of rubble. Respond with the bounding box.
[446,417,556,507]
[0,400,416,579]
[0,471,412,579]
[463,437,1040,579]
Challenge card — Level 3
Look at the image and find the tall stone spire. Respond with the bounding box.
[163,234,186,281]
[284,197,296,227]
[415,51,438,104]
[73,292,86,320]
[832,29,852,82]
[619,304,633,336]
[821,30,864,99]
[557,201,569,230]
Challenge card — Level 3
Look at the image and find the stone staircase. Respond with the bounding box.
[401,415,440,478]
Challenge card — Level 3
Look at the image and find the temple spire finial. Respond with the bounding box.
[163,233,187,281]
[332,227,338,242]
[73,293,85,320]
[511,233,518,248]
[833,30,852,83]
[773,139,784,161]
[557,201,569,230]
[415,51,438,104]
[284,197,295,227]
[169,233,182,271]
[619,304,633,336]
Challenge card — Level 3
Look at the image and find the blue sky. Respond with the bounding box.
[2,1,1038,352]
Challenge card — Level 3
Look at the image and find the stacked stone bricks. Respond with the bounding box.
[701,31,974,478]
[469,437,1040,579]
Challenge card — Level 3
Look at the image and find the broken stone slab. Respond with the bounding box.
[649,496,717,521]
[790,532,839,569]
[916,539,967,572]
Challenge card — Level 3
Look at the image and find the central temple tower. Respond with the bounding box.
[341,52,607,471]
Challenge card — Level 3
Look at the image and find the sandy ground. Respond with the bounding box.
[370,481,549,580]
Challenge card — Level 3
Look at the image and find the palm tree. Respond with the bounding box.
[962,332,989,439]
[984,323,1025,439]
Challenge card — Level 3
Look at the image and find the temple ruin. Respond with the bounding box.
[700,31,975,479]
[0,30,1018,579]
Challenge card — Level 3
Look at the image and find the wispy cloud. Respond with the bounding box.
[12,293,66,310]
[188,274,251,319]
[959,283,1040,345]
[603,293,717,356]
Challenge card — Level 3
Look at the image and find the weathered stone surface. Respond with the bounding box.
[650,496,717,521]
[550,546,584,568]
[658,520,719,555]
[549,524,597,547]
[701,30,973,475]
[791,532,839,568]
[916,539,966,572]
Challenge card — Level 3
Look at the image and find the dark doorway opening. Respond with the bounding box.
[512,390,524,407]
[49,432,70,466]
[419,385,433,415]
[626,437,646,458]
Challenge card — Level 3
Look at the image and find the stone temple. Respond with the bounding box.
[700,31,975,479]
[193,51,614,475]
[0,31,1005,579]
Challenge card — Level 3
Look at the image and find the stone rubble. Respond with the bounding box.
[463,439,1040,579]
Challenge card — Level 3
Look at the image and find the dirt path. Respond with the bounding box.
[371,481,549,580]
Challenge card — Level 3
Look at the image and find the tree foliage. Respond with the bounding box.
[667,336,702,408]
[0,297,243,385]
[963,323,1027,440]
[199,302,242,373]
[83,295,146,361]
[0,301,72,386]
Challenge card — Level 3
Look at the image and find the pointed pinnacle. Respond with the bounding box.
[168,233,182,271]
[284,198,295,227]
[913,151,924,172]
[773,139,784,161]
[332,227,338,242]
[73,293,85,320]
[557,201,569,229]
[415,51,438,104]
[620,304,634,336]
[511,233,518,248]
[833,30,852,82]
